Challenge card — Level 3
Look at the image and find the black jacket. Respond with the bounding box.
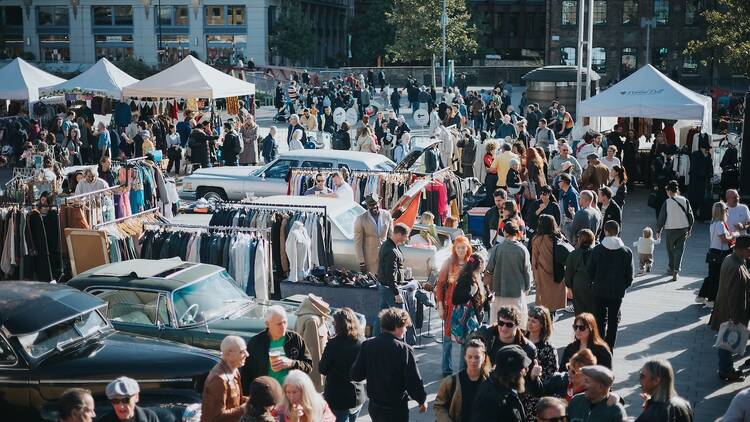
[482,206,501,248]
[588,237,633,300]
[188,129,218,165]
[599,200,622,239]
[261,134,277,163]
[98,406,159,422]
[351,332,426,408]
[332,129,351,151]
[470,376,526,422]
[221,131,242,164]
[558,340,612,371]
[457,135,477,166]
[635,397,694,422]
[319,336,365,410]
[286,123,306,145]
[241,329,313,390]
[377,238,404,296]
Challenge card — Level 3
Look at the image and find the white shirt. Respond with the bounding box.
[601,156,621,171]
[289,138,304,151]
[334,182,354,200]
[727,204,750,234]
[633,237,660,255]
[709,221,730,251]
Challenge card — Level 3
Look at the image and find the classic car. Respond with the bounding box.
[0,282,220,421]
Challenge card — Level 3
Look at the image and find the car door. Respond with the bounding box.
[0,334,30,417]
[251,159,299,197]
[88,288,163,340]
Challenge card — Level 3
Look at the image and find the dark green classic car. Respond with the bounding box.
[67,258,301,351]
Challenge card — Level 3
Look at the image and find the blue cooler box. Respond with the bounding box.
[466,207,489,239]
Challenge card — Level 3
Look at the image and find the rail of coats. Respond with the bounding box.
[286,167,465,225]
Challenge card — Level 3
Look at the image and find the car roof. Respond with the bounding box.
[279,149,394,166]
[253,195,364,217]
[0,282,106,335]
[69,259,225,292]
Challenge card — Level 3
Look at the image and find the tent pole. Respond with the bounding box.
[575,0,585,121]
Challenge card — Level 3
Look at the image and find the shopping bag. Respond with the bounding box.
[450,304,479,344]
[714,321,750,355]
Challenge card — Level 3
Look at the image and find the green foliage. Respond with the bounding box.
[686,0,750,77]
[115,57,158,79]
[269,4,316,65]
[385,0,478,64]
[350,0,395,66]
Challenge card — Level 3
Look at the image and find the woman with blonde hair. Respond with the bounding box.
[435,235,473,377]
[276,370,335,422]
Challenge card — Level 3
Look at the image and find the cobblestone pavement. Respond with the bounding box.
[356,189,747,421]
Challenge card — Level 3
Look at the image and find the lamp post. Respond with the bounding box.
[441,0,447,90]
[157,0,163,63]
[640,17,656,65]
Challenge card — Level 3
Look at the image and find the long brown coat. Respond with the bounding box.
[353,210,393,273]
[580,161,610,191]
[531,235,566,311]
[710,253,750,330]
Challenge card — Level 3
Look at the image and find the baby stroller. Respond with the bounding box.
[273,100,293,123]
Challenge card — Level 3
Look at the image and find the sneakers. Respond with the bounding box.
[695,296,707,304]
[646,265,652,273]
[672,272,678,281]
[636,270,646,276]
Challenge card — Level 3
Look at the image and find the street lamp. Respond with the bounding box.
[441,0,446,90]
[640,17,656,65]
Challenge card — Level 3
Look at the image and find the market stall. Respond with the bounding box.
[39,58,138,100]
[0,57,66,102]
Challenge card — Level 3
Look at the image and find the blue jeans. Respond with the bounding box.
[441,333,468,375]
[333,408,360,422]
[373,284,400,336]
[719,348,734,373]
[411,102,420,112]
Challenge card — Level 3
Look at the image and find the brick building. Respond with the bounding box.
[469,0,546,60]
[545,0,745,89]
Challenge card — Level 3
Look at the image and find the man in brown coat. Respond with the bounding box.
[201,335,249,422]
[354,194,394,273]
[580,153,610,191]
[710,235,750,382]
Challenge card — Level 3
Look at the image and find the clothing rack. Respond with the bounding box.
[91,207,164,229]
[63,184,123,205]
[289,167,411,175]
[219,201,328,220]
[144,221,271,234]
[125,156,149,164]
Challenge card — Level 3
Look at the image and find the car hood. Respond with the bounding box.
[36,331,220,385]
[186,165,261,180]
[205,301,299,336]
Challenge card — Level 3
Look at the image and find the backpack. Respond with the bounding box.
[332,131,347,150]
[552,236,575,283]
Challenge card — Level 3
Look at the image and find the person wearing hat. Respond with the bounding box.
[300,108,318,132]
[239,376,283,422]
[710,234,750,381]
[470,345,537,421]
[580,153,610,191]
[353,193,393,274]
[567,365,627,421]
[203,335,250,422]
[99,376,158,422]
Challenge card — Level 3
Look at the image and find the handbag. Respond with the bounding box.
[450,304,480,344]
[714,321,750,355]
[705,248,729,265]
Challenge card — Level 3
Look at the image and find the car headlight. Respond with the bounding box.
[183,182,193,190]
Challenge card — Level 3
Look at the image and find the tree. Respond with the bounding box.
[385,0,478,64]
[269,4,316,66]
[686,0,750,78]
[350,0,395,66]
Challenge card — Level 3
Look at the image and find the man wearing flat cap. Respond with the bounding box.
[99,376,158,422]
[470,345,531,421]
[353,193,393,274]
[581,153,610,191]
[568,365,627,421]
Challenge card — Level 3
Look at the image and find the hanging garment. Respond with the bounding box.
[285,221,312,282]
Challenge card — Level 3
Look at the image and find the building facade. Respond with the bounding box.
[545,0,744,88]
[469,0,546,60]
[0,0,352,67]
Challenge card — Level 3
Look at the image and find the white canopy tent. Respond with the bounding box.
[39,58,138,99]
[122,55,255,100]
[0,57,66,101]
[577,64,712,136]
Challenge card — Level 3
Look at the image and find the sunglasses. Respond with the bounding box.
[316,179,325,183]
[573,324,588,332]
[110,396,132,405]
[497,320,517,328]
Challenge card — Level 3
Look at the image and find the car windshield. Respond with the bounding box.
[172,271,251,325]
[17,310,108,359]
[250,163,271,176]
[375,161,396,171]
[333,205,365,238]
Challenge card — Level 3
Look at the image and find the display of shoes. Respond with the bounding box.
[292,268,378,289]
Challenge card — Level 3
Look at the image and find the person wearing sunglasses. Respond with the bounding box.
[567,365,628,421]
[636,359,693,422]
[100,376,158,422]
[535,397,567,422]
[58,388,97,422]
[302,173,333,196]
[558,313,612,373]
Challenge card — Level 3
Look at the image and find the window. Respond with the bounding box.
[493,13,502,30]
[206,34,247,61]
[160,35,190,64]
[561,47,576,66]
[621,47,637,76]
[3,7,22,25]
[593,1,607,24]
[622,0,638,24]
[265,159,299,179]
[652,47,668,71]
[96,289,163,326]
[205,6,225,25]
[0,335,17,366]
[40,35,69,62]
[561,1,577,25]
[654,0,669,25]
[0,37,23,59]
[114,6,133,25]
[592,47,607,73]
[268,6,277,33]
[175,6,189,26]
[157,6,172,25]
[38,6,69,26]
[228,6,245,25]
[95,35,134,61]
[93,6,112,25]
[302,161,333,168]
[94,6,132,26]
[508,13,519,37]
[685,0,702,26]
[682,54,699,75]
